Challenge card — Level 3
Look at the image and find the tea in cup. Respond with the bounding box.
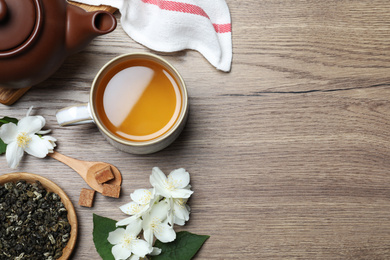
[56,53,189,154]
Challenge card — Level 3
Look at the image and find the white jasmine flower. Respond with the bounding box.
[108,218,152,260]
[150,167,193,199]
[116,189,159,227]
[168,197,191,226]
[121,189,155,215]
[0,107,56,169]
[142,200,176,245]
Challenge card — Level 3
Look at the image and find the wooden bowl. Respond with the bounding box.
[0,172,77,260]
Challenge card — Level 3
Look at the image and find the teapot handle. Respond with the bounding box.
[56,103,94,126]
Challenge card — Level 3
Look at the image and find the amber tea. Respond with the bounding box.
[57,53,188,154]
[94,58,182,142]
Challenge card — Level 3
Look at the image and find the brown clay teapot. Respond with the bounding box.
[0,0,117,89]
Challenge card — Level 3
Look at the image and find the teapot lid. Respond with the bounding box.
[0,0,43,57]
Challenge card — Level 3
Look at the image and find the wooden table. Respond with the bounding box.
[1,0,390,259]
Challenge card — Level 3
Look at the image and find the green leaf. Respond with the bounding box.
[0,138,6,155]
[0,116,18,126]
[151,231,210,260]
[93,214,117,260]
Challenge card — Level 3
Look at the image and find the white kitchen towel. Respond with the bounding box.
[71,0,232,72]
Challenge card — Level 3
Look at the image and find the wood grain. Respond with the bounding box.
[68,1,118,13]
[1,0,390,259]
[0,87,31,106]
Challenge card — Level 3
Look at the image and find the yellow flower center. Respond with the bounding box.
[139,190,152,204]
[122,234,134,247]
[165,176,182,191]
[150,217,163,234]
[129,203,141,214]
[176,198,186,209]
[16,132,31,149]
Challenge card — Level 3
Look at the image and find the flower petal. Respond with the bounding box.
[170,188,193,199]
[143,227,154,245]
[0,123,18,144]
[173,200,190,221]
[17,116,45,134]
[174,216,186,226]
[107,228,126,245]
[6,142,24,169]
[131,239,152,257]
[112,243,132,260]
[24,135,50,158]
[154,221,176,243]
[131,189,153,205]
[37,129,51,135]
[41,135,57,150]
[150,200,170,220]
[169,168,190,188]
[116,216,138,227]
[150,167,168,193]
[126,217,142,237]
[119,202,142,215]
[150,247,162,256]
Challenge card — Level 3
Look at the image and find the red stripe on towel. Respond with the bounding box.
[141,0,231,33]
[213,23,231,33]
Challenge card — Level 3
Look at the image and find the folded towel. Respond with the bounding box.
[71,0,232,72]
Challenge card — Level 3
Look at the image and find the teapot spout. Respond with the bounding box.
[66,4,117,55]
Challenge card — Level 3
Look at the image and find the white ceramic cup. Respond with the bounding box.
[56,53,189,154]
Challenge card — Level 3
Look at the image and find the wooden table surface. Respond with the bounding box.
[1,0,390,259]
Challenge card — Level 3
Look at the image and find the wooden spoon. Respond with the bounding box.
[48,151,122,193]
